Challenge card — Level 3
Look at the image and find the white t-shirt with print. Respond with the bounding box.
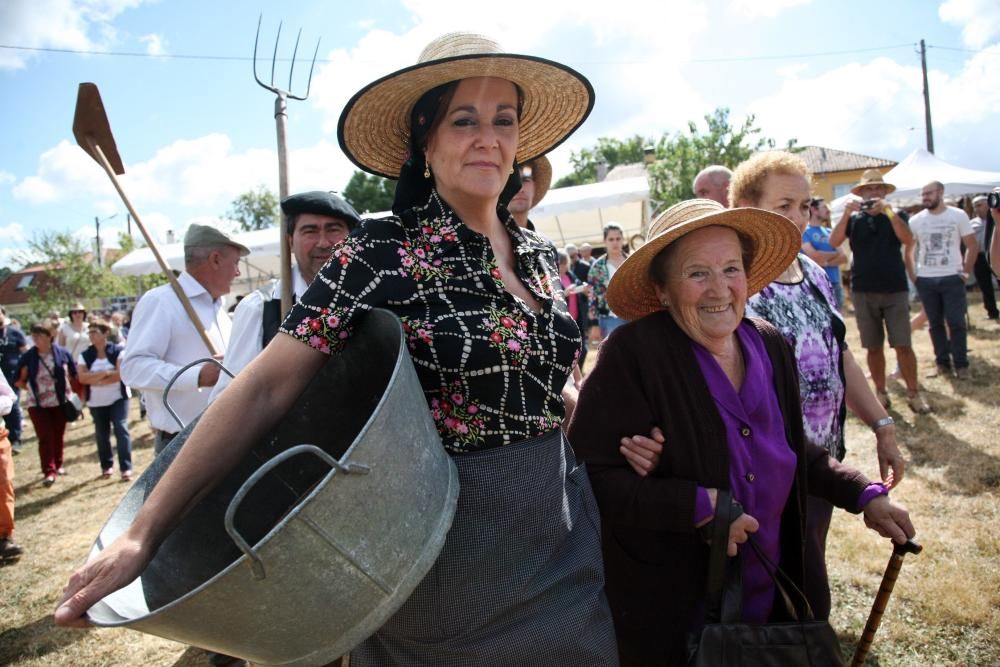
[909,206,974,278]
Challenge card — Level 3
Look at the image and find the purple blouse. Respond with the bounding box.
[691,321,796,624]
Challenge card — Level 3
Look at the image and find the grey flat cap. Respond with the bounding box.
[184,224,250,256]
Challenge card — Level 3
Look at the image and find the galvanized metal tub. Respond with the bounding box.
[85,308,459,666]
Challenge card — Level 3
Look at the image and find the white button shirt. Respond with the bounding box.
[209,268,309,403]
[122,272,231,432]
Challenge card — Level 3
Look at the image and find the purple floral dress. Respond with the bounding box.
[279,189,581,454]
[746,255,847,460]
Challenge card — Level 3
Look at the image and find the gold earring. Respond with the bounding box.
[510,167,514,174]
[424,163,431,179]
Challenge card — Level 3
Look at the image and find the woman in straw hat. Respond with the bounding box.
[568,199,915,665]
[57,302,90,399]
[57,32,619,664]
[730,151,909,621]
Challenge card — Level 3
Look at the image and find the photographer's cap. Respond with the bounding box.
[184,224,250,256]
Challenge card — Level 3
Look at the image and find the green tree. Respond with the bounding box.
[554,108,797,211]
[228,185,279,231]
[16,232,138,321]
[343,171,394,214]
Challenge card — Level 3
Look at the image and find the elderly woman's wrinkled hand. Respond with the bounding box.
[862,495,915,545]
[875,429,905,489]
[621,427,664,477]
[728,512,760,557]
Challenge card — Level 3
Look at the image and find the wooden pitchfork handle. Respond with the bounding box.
[850,538,923,667]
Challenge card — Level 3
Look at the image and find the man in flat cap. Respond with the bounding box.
[210,191,360,400]
[122,224,250,453]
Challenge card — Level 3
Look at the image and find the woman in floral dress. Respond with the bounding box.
[57,32,623,666]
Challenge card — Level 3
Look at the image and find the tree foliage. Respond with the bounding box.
[554,108,797,211]
[15,232,154,321]
[343,171,395,214]
[227,185,279,231]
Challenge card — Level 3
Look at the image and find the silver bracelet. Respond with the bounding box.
[871,416,895,432]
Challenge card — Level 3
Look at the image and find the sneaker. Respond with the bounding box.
[908,393,932,414]
[43,474,56,487]
[876,390,891,409]
[56,467,67,475]
[101,468,113,479]
[121,469,133,482]
[10,441,21,455]
[0,538,23,561]
[926,366,951,379]
[955,367,970,380]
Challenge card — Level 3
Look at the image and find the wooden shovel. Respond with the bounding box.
[73,82,219,356]
[850,538,923,666]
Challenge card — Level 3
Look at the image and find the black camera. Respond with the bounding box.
[988,192,1000,209]
[860,199,876,211]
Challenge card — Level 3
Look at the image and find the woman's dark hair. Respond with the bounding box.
[602,223,624,240]
[30,322,53,336]
[648,228,755,288]
[392,80,525,216]
[88,319,112,335]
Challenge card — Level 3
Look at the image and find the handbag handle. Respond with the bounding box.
[703,490,817,624]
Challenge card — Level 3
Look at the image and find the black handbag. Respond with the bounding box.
[687,490,845,667]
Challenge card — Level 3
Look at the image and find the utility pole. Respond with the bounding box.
[920,39,934,154]
[95,215,102,267]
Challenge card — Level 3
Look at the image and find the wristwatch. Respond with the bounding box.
[871,416,895,432]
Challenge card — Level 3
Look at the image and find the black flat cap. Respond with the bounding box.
[281,191,362,229]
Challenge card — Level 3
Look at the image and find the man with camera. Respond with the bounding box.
[970,194,998,321]
[830,169,929,413]
[987,188,1000,278]
[907,181,977,379]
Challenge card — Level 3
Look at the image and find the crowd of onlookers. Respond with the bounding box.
[0,304,135,564]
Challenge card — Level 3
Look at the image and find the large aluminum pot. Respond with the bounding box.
[85,308,459,665]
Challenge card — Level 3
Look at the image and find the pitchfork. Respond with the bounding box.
[253,14,320,317]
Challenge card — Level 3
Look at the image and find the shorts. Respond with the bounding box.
[851,290,911,349]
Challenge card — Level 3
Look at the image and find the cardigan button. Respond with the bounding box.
[746,472,755,482]
[740,426,751,437]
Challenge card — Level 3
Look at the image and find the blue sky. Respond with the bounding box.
[2,0,999,269]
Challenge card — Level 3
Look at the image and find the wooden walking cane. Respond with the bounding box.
[850,538,923,667]
[72,82,219,356]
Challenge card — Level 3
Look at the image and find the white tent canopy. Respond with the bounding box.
[829,148,1000,218]
[530,176,650,247]
[883,148,1000,200]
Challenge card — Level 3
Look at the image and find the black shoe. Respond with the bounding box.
[0,538,23,561]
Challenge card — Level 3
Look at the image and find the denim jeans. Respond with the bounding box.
[916,274,969,369]
[90,397,132,472]
[1,387,22,445]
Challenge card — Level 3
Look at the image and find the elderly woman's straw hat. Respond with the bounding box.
[850,168,896,196]
[607,199,801,321]
[525,155,552,208]
[338,32,594,179]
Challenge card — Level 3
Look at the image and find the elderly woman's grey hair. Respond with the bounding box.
[647,227,756,288]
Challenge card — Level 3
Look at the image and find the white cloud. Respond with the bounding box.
[139,33,167,56]
[939,0,1000,49]
[12,140,112,203]
[728,0,813,19]
[747,43,1000,163]
[0,222,26,244]
[0,0,150,70]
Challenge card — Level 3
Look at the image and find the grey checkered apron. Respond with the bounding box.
[351,429,618,666]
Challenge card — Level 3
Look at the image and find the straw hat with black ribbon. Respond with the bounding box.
[522,155,552,208]
[338,32,595,180]
[850,168,896,196]
[606,199,801,322]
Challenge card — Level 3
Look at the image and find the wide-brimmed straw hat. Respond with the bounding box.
[850,168,896,196]
[338,32,595,179]
[68,302,87,314]
[607,199,801,321]
[523,155,552,208]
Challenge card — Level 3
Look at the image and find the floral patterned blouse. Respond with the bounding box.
[586,255,621,320]
[279,190,581,454]
[745,254,847,461]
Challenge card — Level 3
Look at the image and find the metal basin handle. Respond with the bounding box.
[223,444,371,580]
[162,357,235,430]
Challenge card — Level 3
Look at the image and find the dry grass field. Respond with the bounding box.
[1,295,998,666]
